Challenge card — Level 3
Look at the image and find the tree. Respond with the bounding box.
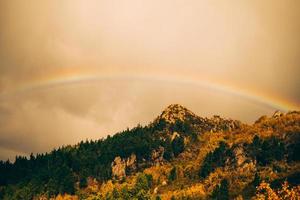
[199,142,232,178]
[155,118,167,131]
[172,136,185,157]
[135,173,153,191]
[253,173,261,187]
[249,136,285,166]
[163,138,174,161]
[12,185,34,200]
[211,179,229,200]
[47,178,59,197]
[52,165,75,195]
[287,140,300,162]
[168,166,177,182]
[79,177,88,189]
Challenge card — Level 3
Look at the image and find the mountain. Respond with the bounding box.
[0,105,299,200]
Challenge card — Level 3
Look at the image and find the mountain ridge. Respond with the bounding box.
[0,104,299,200]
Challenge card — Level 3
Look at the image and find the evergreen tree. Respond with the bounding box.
[199,142,232,178]
[79,177,88,189]
[249,136,285,166]
[163,138,174,161]
[168,166,177,182]
[253,172,261,187]
[211,179,229,200]
[172,136,185,157]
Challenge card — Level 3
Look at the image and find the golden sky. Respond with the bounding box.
[0,0,299,160]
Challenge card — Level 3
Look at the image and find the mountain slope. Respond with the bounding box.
[0,105,299,200]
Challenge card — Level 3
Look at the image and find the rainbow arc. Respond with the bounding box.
[0,68,299,111]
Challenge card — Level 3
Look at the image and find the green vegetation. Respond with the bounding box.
[0,119,190,199]
[0,125,159,199]
[247,135,285,166]
[172,136,185,157]
[168,166,177,182]
[0,106,299,199]
[104,173,153,200]
[211,179,229,200]
[199,141,233,178]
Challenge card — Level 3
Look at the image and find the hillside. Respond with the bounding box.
[0,104,299,200]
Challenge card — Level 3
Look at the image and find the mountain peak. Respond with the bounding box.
[163,104,188,113]
[159,104,198,124]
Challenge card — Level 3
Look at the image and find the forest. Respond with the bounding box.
[0,106,299,200]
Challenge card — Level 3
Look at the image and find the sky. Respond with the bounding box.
[0,0,299,161]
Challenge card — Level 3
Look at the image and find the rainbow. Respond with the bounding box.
[0,68,299,111]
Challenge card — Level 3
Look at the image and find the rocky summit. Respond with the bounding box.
[158,104,200,124]
[0,105,299,200]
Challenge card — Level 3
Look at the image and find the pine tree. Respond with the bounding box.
[211,179,229,200]
[168,166,177,182]
[172,136,185,157]
[253,173,261,187]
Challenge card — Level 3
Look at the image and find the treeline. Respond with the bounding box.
[0,119,189,199]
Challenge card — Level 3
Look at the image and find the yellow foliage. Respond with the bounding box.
[66,111,300,199]
[253,181,300,200]
[160,183,206,200]
[144,164,171,184]
[55,194,78,200]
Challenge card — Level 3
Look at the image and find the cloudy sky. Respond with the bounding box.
[0,0,299,160]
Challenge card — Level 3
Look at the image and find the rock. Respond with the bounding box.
[209,116,241,132]
[171,132,180,141]
[154,186,159,194]
[255,115,268,124]
[233,145,246,167]
[111,154,137,180]
[273,110,284,118]
[159,104,199,124]
[111,156,126,180]
[151,146,165,165]
[230,145,256,174]
[126,154,137,173]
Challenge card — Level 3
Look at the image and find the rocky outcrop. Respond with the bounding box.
[111,153,137,180]
[151,146,165,165]
[255,115,268,124]
[208,115,242,132]
[126,154,137,173]
[154,104,242,136]
[273,110,284,118]
[111,156,126,180]
[171,132,180,141]
[158,104,200,124]
[233,145,247,167]
[227,145,256,174]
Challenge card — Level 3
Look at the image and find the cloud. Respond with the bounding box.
[0,0,299,160]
